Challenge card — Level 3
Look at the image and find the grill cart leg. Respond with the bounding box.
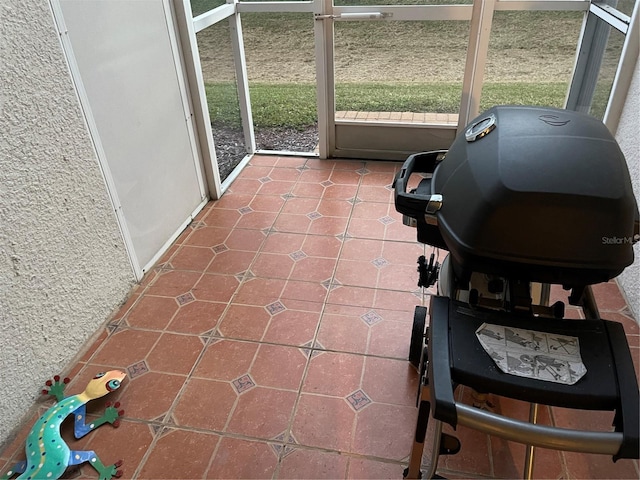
[404,382,451,479]
[404,383,435,479]
[523,403,539,480]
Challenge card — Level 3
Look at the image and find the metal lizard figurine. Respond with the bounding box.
[1,371,126,480]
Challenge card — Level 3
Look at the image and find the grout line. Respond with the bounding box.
[276,159,362,475]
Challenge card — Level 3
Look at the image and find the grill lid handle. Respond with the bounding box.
[393,151,446,223]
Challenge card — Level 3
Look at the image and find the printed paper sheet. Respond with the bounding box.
[475,323,586,385]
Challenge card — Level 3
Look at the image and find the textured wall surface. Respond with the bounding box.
[615,56,640,319]
[0,0,135,448]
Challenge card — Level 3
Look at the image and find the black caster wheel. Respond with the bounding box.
[409,306,427,369]
[403,467,447,479]
[403,467,422,479]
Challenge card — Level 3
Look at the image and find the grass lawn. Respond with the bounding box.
[206,81,569,128]
[195,2,626,135]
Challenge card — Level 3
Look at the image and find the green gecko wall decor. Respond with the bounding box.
[1,371,126,480]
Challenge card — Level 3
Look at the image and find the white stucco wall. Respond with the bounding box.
[0,0,135,448]
[615,55,640,319]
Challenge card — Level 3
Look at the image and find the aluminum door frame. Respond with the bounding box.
[176,0,257,196]
[566,0,639,133]
[180,0,640,164]
[321,0,591,160]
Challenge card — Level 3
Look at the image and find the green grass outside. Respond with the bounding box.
[205,82,569,129]
[192,0,629,130]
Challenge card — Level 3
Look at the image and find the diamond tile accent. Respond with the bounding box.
[299,340,325,359]
[297,165,310,171]
[385,184,394,191]
[356,167,370,175]
[266,301,287,315]
[346,389,372,411]
[238,206,253,215]
[232,374,256,394]
[372,257,390,268]
[158,426,174,439]
[176,292,195,306]
[360,310,383,326]
[347,197,362,205]
[259,176,272,184]
[307,211,322,220]
[127,360,149,379]
[106,320,121,335]
[320,180,334,187]
[621,306,635,319]
[190,220,206,230]
[271,443,285,457]
[299,347,311,358]
[281,445,296,458]
[149,423,164,437]
[208,335,223,343]
[167,414,178,426]
[270,431,290,457]
[321,279,341,291]
[289,250,308,262]
[213,244,229,254]
[378,215,395,225]
[281,193,295,200]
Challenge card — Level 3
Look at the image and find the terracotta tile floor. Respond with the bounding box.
[1,155,639,479]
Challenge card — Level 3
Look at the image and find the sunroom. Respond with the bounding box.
[0,0,638,478]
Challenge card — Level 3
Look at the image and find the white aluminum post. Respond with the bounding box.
[164,0,208,202]
[565,12,612,113]
[458,0,496,132]
[604,0,638,133]
[228,0,257,155]
[314,0,335,159]
[174,0,235,199]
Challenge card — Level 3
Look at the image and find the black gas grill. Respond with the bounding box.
[393,106,640,479]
